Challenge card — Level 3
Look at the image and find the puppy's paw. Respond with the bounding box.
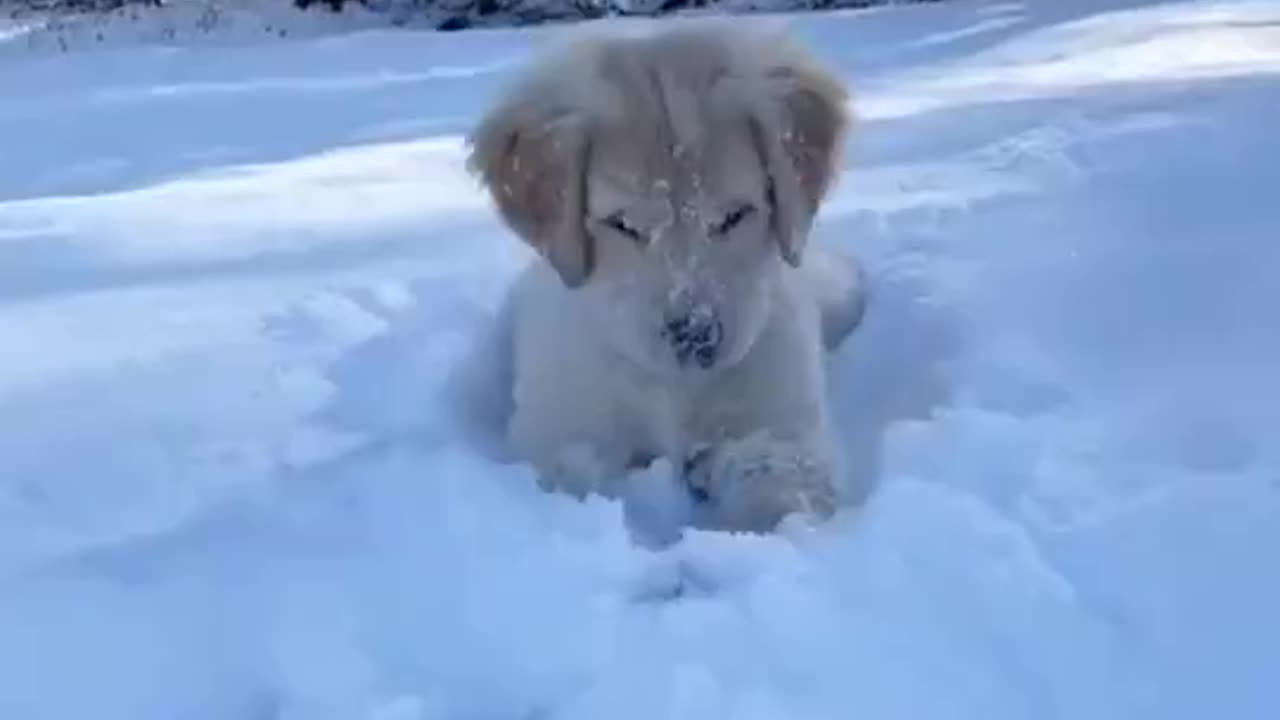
[683,433,836,533]
[682,444,716,504]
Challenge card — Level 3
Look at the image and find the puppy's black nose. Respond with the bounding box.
[662,311,723,369]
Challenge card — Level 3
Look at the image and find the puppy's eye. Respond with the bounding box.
[603,212,645,244]
[710,203,756,238]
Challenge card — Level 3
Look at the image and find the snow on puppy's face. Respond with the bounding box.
[467,22,850,375]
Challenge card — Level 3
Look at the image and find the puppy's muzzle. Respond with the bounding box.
[662,308,723,369]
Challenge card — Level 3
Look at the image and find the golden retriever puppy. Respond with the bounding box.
[466,21,866,533]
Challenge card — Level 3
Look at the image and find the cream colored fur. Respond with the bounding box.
[466,21,865,533]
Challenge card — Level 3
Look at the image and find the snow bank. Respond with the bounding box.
[2,1,1279,719]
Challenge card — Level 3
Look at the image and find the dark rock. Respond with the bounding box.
[437,14,470,30]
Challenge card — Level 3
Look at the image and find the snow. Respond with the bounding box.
[2,1,1279,718]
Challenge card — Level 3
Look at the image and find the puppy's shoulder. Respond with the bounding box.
[507,259,598,360]
[799,246,869,352]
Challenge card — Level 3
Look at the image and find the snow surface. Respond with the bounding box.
[2,1,1280,718]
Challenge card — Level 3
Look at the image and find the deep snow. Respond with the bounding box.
[2,1,1279,719]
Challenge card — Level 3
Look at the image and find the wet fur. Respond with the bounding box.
[465,21,866,533]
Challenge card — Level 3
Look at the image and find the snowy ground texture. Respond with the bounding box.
[3,1,1280,718]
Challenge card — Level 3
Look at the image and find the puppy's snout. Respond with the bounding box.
[662,308,723,369]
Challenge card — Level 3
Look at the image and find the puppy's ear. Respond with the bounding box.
[467,95,593,288]
[752,46,850,267]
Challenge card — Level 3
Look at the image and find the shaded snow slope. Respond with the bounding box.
[2,1,1279,719]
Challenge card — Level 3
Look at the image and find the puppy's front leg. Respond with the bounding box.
[681,286,844,533]
[510,417,633,501]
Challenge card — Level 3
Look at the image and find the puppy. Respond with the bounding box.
[466,21,865,533]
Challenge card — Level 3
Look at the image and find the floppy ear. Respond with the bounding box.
[467,96,593,288]
[752,49,850,267]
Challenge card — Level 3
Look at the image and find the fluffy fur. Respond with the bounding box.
[465,21,866,533]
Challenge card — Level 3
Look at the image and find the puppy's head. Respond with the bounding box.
[468,22,849,374]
